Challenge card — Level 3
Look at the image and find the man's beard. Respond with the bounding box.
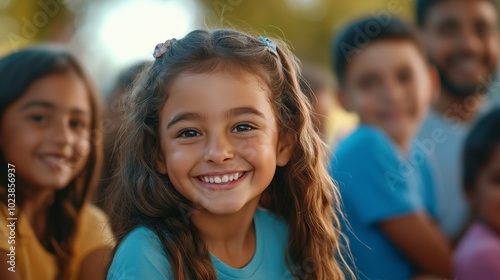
[432,57,495,99]
[437,67,490,99]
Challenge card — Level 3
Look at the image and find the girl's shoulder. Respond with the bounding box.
[116,226,165,256]
[71,204,115,279]
[75,203,115,242]
[455,222,500,260]
[453,223,500,279]
[108,226,173,279]
[73,203,115,251]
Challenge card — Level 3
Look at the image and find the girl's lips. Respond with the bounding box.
[38,155,71,171]
[195,171,248,191]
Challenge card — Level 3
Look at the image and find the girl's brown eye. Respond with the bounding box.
[70,120,85,129]
[398,72,411,83]
[29,114,48,124]
[177,129,201,138]
[232,123,255,132]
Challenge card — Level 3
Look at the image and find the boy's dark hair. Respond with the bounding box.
[463,108,500,191]
[330,17,423,84]
[416,0,498,27]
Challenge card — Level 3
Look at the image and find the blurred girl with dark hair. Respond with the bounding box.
[0,45,113,280]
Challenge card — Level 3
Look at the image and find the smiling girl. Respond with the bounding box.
[0,46,113,280]
[106,29,350,279]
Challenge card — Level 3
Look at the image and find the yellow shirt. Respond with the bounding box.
[0,203,114,280]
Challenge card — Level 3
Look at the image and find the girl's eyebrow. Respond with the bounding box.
[20,101,89,115]
[167,106,265,129]
[167,112,204,129]
[224,106,265,120]
[20,101,54,110]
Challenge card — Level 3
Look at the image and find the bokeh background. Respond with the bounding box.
[0,0,419,142]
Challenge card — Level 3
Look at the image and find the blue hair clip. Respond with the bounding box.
[259,36,277,54]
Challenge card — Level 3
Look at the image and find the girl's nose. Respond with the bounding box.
[51,120,75,146]
[204,132,235,164]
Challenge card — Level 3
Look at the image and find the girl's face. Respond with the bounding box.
[0,70,92,194]
[472,145,500,234]
[156,71,292,215]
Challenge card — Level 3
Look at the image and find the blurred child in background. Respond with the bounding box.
[97,61,148,207]
[299,63,336,144]
[0,46,113,280]
[330,17,451,279]
[416,0,500,240]
[453,108,500,280]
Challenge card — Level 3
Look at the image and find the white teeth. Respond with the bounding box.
[45,156,64,164]
[200,172,245,184]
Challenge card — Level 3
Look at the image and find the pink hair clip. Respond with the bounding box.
[153,39,176,58]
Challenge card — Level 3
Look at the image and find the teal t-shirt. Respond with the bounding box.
[331,125,438,280]
[107,208,293,280]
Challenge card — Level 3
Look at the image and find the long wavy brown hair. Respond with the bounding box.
[106,29,351,279]
[0,46,103,279]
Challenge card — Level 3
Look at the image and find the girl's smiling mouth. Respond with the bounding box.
[195,171,248,190]
[39,153,72,170]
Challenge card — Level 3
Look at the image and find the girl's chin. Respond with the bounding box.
[204,205,245,215]
[193,199,249,216]
[33,180,73,192]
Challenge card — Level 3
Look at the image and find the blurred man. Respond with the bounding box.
[416,0,500,240]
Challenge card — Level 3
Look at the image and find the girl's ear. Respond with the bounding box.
[276,133,294,167]
[155,152,168,175]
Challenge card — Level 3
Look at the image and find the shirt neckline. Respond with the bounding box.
[209,208,265,278]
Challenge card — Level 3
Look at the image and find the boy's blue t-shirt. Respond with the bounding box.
[107,208,293,280]
[331,125,437,280]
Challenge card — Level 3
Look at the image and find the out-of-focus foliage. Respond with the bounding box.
[0,0,78,56]
[1,0,416,70]
[194,0,415,68]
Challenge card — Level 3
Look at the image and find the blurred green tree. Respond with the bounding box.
[194,0,414,70]
[0,0,75,55]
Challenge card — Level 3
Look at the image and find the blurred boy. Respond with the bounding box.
[330,17,450,280]
[416,0,500,239]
